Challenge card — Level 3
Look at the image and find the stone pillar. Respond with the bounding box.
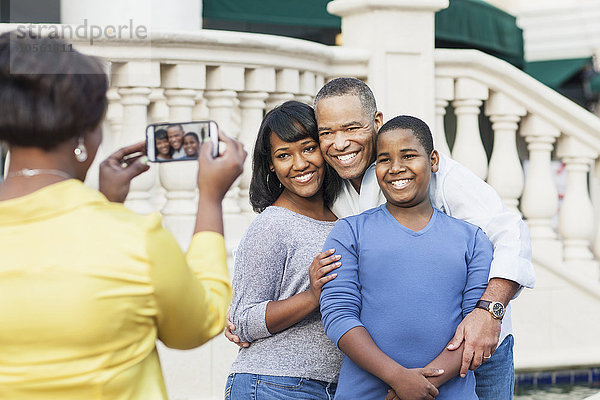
[265,69,299,112]
[434,76,453,156]
[112,61,160,214]
[520,115,560,241]
[557,135,598,273]
[328,0,449,126]
[297,71,317,104]
[104,87,123,151]
[238,68,275,220]
[204,65,246,252]
[484,92,527,214]
[451,78,489,179]
[148,88,169,123]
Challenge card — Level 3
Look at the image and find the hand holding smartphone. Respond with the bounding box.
[146,121,219,162]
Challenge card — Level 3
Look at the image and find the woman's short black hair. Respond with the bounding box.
[0,32,108,150]
[249,101,341,213]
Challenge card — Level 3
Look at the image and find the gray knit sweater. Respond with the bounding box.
[228,206,343,383]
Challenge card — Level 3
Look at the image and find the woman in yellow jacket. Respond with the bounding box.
[0,32,246,399]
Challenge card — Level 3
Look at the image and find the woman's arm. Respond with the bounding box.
[265,249,340,334]
[230,223,341,342]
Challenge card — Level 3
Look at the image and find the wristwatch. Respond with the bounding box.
[475,300,505,320]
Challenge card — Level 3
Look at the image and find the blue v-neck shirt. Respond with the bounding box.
[320,205,492,399]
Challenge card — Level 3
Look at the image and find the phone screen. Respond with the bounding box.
[146,121,219,162]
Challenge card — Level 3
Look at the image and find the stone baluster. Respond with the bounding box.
[145,88,169,213]
[159,63,205,249]
[148,88,169,123]
[265,69,300,111]
[238,68,275,220]
[204,65,246,252]
[434,77,453,156]
[556,135,598,271]
[192,91,209,120]
[316,75,326,95]
[451,78,489,179]
[297,71,316,105]
[520,115,561,241]
[593,160,600,259]
[112,61,160,215]
[484,92,527,214]
[104,87,123,151]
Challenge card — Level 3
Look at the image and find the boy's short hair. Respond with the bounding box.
[377,115,434,155]
[314,77,377,119]
[184,131,199,142]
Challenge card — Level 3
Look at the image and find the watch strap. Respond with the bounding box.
[475,299,504,320]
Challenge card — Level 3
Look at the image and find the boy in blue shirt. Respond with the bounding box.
[320,115,493,400]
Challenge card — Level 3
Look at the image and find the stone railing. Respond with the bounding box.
[435,49,600,372]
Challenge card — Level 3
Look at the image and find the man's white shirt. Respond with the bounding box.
[330,152,535,346]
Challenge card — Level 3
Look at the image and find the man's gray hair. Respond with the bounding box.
[314,77,377,119]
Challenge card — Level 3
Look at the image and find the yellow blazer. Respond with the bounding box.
[0,180,231,399]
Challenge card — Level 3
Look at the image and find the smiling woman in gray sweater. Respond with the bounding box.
[225,101,343,400]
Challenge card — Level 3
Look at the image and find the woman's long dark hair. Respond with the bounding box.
[249,101,341,213]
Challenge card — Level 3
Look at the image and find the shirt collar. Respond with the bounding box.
[0,179,107,225]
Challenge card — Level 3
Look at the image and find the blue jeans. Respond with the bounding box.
[225,373,337,400]
[474,334,515,400]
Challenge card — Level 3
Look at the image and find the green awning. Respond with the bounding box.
[203,0,524,67]
[588,72,600,93]
[524,58,591,89]
[202,0,340,28]
[435,0,524,68]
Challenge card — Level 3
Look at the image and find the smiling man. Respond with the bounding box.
[166,124,186,159]
[314,77,535,400]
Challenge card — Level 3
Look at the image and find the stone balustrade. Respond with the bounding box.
[435,49,600,270]
[435,49,600,372]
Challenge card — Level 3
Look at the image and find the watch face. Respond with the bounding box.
[491,302,504,318]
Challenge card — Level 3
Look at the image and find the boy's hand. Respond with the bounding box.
[388,368,443,400]
[307,249,341,306]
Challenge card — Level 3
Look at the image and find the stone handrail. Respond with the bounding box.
[435,49,600,152]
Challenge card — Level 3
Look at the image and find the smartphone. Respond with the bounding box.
[146,120,219,162]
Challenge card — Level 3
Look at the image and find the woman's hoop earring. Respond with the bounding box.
[266,171,282,189]
[74,137,88,162]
